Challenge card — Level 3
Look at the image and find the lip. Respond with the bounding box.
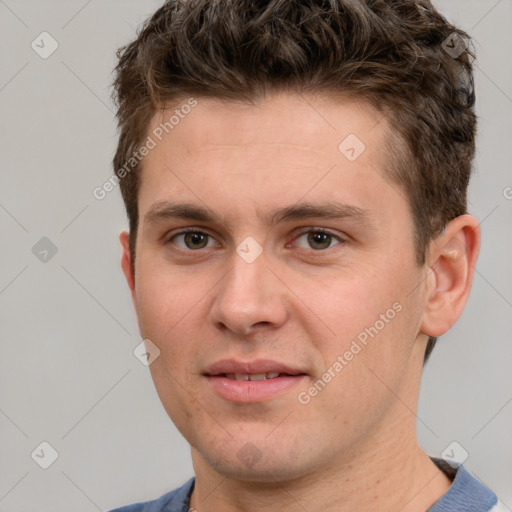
[204,358,306,376]
[203,359,308,403]
[205,375,308,403]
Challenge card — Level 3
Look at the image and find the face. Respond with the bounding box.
[123,92,432,481]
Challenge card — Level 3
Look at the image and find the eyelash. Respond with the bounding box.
[165,227,345,253]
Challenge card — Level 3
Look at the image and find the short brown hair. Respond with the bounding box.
[111,0,477,361]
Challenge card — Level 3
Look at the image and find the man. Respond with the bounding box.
[108,0,504,510]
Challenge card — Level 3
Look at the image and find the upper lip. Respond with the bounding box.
[204,359,307,376]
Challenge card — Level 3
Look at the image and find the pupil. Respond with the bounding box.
[308,232,331,250]
[185,232,207,249]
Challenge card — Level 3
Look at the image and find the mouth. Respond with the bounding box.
[203,359,308,403]
[204,358,306,377]
[221,372,297,381]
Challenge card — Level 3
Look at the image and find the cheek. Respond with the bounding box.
[134,270,207,427]
[306,267,417,385]
[134,261,221,375]
[304,273,387,351]
[306,308,414,439]
[135,260,202,335]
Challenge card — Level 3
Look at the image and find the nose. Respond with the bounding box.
[208,245,288,336]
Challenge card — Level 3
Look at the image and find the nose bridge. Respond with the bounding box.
[209,241,287,334]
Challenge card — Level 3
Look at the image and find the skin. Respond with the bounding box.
[120,92,480,512]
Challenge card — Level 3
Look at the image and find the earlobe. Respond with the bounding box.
[120,231,136,294]
[420,215,481,338]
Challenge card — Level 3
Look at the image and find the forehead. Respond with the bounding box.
[138,92,405,231]
[145,92,388,165]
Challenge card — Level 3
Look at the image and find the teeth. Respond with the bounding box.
[224,372,282,381]
[249,373,267,381]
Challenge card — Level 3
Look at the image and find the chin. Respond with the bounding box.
[192,430,327,483]
[206,453,314,483]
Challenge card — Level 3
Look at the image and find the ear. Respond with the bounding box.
[420,214,481,337]
[120,231,136,305]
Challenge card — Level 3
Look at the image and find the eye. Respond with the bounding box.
[168,229,218,250]
[166,228,344,253]
[293,229,344,251]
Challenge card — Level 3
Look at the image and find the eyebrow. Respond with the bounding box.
[143,200,376,229]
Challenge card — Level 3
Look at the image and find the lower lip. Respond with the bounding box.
[205,375,307,403]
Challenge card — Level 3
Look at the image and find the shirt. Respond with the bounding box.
[108,457,506,512]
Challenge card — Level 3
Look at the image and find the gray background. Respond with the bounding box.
[0,1,511,510]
